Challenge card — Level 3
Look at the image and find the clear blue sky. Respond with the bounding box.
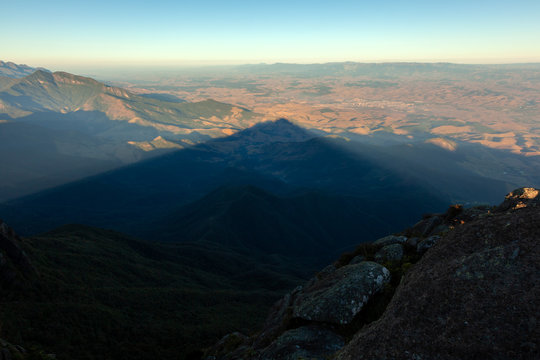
[2,0,540,72]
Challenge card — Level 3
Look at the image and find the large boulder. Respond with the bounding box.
[374,244,404,263]
[416,235,441,254]
[373,235,407,247]
[410,215,443,237]
[292,261,390,325]
[496,187,540,212]
[259,326,344,360]
[336,193,540,360]
[250,287,302,350]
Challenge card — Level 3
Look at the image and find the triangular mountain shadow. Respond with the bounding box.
[0,119,448,242]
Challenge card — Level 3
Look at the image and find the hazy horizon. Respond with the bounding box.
[3,0,540,74]
[4,59,540,81]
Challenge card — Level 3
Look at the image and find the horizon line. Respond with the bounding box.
[4,59,540,72]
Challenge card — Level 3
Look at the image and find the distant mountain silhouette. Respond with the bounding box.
[0,60,49,78]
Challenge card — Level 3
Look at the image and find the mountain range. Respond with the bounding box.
[0,60,49,78]
[0,60,538,360]
[0,65,258,201]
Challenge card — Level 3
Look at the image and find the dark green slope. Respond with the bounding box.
[155,185,394,262]
[1,224,310,360]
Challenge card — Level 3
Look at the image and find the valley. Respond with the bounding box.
[1,60,539,360]
[114,63,540,155]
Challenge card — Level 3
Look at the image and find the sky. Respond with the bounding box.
[2,0,540,72]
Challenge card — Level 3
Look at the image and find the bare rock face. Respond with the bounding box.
[336,189,540,360]
[496,187,540,212]
[258,326,344,360]
[292,261,390,325]
[374,244,404,263]
[416,235,441,254]
[373,235,407,247]
[410,215,443,237]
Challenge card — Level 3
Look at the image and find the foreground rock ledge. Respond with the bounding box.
[292,261,390,325]
[337,190,540,360]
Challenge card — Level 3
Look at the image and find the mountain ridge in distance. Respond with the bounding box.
[0,60,49,79]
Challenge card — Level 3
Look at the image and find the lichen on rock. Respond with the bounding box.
[292,261,391,325]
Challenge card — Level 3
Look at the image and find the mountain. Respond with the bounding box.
[0,220,312,360]
[0,120,448,241]
[153,185,394,262]
[0,60,49,78]
[0,70,256,134]
[208,188,540,360]
[0,68,260,201]
[4,187,536,360]
[233,62,533,78]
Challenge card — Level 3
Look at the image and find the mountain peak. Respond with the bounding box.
[0,60,47,78]
[24,69,56,83]
[52,71,100,85]
[228,118,314,144]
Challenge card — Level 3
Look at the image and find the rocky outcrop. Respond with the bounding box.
[416,235,441,253]
[337,188,540,360]
[209,188,540,360]
[373,235,407,247]
[374,243,404,262]
[292,261,390,325]
[496,187,540,212]
[205,259,391,359]
[258,326,344,360]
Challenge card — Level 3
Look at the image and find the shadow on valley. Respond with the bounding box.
[0,110,188,202]
[0,119,526,360]
[1,119,448,243]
